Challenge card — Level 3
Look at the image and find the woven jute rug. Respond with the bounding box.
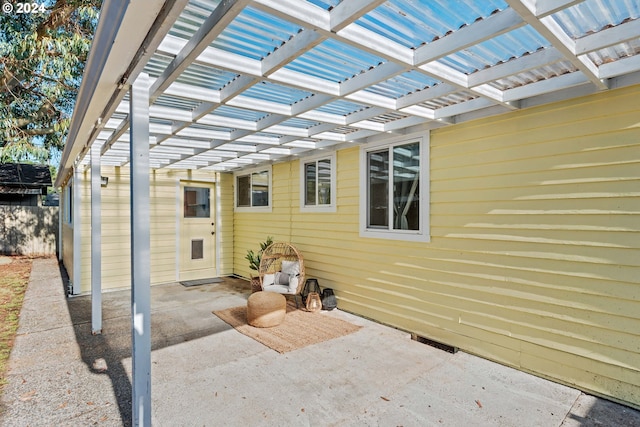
[213,302,362,353]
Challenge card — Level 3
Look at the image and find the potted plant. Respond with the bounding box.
[245,236,273,292]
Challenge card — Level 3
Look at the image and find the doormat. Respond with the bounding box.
[180,278,223,287]
[213,302,362,353]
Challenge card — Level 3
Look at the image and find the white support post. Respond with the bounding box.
[130,73,151,426]
[72,168,82,295]
[90,144,102,334]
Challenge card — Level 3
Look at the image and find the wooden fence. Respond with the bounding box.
[0,206,59,256]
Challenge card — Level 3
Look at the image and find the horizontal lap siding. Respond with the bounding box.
[233,84,640,408]
[78,167,219,292]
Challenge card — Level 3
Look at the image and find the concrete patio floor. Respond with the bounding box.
[1,257,639,426]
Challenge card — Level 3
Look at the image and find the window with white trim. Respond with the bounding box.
[234,166,271,210]
[360,134,430,242]
[300,152,336,212]
[65,183,73,224]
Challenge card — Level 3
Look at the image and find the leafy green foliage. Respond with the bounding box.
[245,236,274,271]
[0,0,100,164]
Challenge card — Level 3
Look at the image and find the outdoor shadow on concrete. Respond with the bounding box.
[58,263,250,426]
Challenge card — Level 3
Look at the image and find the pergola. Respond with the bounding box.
[55,0,640,424]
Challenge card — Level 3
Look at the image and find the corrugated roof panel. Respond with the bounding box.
[154,94,202,111]
[356,0,508,49]
[242,81,312,105]
[365,70,440,98]
[550,0,640,40]
[331,126,361,135]
[368,112,410,124]
[440,26,550,75]
[169,0,220,39]
[175,63,238,91]
[587,39,640,66]
[278,118,323,129]
[144,54,174,78]
[488,61,578,90]
[417,91,477,109]
[315,100,369,116]
[211,7,302,60]
[285,39,386,83]
[213,105,269,122]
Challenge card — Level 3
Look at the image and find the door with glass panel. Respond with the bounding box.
[179,182,216,281]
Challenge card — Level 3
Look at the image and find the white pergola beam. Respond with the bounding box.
[130,73,151,426]
[414,8,525,65]
[90,143,102,335]
[149,0,249,101]
[575,19,640,55]
[506,0,608,90]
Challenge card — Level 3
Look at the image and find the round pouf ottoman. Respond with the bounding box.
[246,291,286,328]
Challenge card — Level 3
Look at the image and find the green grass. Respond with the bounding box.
[0,258,31,394]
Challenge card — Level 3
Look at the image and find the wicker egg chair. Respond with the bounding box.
[258,242,305,307]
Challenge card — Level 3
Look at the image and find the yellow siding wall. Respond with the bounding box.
[233,85,640,408]
[73,167,225,293]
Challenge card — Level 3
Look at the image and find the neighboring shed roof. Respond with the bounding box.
[0,163,53,190]
[56,0,640,185]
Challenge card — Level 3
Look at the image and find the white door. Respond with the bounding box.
[179,182,216,281]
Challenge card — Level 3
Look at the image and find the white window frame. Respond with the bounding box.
[64,182,73,224]
[299,151,336,213]
[234,165,272,212]
[359,133,430,242]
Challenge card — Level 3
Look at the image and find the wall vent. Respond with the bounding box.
[411,334,458,354]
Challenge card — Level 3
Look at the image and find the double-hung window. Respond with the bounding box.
[360,135,430,242]
[235,166,271,211]
[300,152,336,212]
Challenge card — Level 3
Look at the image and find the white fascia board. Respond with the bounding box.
[502,71,589,102]
[575,19,640,55]
[467,47,564,87]
[56,0,167,187]
[269,68,340,96]
[414,8,524,65]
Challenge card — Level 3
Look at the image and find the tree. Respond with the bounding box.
[0,0,100,164]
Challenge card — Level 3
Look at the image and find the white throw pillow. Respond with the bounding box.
[281,260,299,275]
[281,261,300,292]
[275,271,289,286]
[262,273,275,288]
